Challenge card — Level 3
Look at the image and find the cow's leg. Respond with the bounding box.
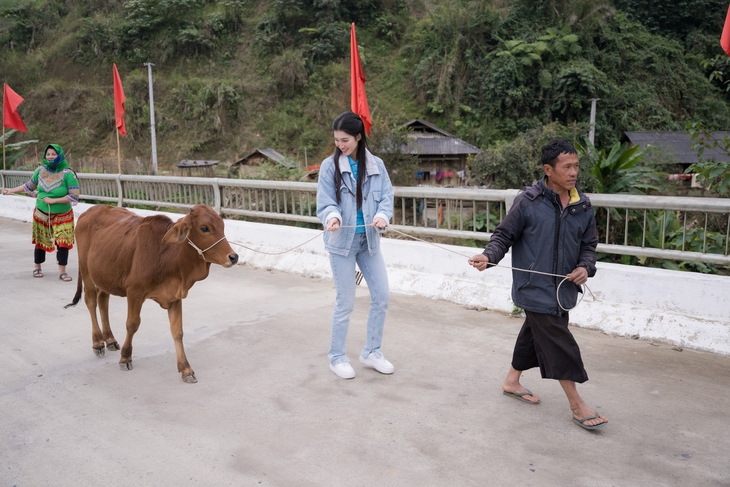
[168,300,196,383]
[97,291,120,351]
[83,281,105,357]
[119,296,143,371]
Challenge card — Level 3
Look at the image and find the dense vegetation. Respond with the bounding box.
[1,0,729,180]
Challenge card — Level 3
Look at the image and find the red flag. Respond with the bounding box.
[113,63,127,137]
[722,4,730,56]
[3,83,28,132]
[350,23,372,135]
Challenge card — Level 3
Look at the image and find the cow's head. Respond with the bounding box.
[162,205,239,267]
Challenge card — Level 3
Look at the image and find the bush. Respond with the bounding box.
[469,122,587,189]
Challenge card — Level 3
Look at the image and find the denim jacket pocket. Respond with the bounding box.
[324,226,349,249]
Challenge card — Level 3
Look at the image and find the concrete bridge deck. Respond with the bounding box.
[1,216,729,486]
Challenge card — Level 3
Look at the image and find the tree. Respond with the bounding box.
[368,124,421,187]
[613,0,727,41]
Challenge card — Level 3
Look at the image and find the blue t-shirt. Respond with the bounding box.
[348,156,366,234]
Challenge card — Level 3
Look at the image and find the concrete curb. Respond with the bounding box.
[2,195,728,355]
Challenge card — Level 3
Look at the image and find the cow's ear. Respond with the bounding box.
[162,217,191,244]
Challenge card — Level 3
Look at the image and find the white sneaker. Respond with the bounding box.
[329,361,356,379]
[359,352,394,374]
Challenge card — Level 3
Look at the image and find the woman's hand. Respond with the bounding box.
[2,186,23,195]
[326,217,341,231]
[42,196,66,205]
[372,217,387,229]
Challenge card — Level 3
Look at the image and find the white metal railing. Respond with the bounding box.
[2,170,729,265]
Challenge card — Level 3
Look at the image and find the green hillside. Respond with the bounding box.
[1,0,729,178]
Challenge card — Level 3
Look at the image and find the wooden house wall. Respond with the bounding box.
[416,155,468,186]
[177,166,216,177]
[230,155,272,178]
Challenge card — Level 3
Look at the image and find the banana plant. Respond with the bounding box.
[575,138,665,194]
[1,130,39,170]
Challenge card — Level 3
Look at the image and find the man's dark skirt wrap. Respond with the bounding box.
[511,310,589,383]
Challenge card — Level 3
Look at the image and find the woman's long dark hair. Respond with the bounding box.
[332,111,368,208]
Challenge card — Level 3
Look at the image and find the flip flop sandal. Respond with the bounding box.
[502,389,540,405]
[573,413,607,430]
[33,269,43,278]
[59,273,73,282]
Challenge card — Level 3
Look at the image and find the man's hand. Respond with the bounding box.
[371,217,387,229]
[326,218,341,231]
[468,253,490,271]
[566,266,588,286]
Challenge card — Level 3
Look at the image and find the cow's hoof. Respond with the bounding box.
[119,361,133,371]
[182,372,197,384]
[93,346,105,357]
[107,341,120,351]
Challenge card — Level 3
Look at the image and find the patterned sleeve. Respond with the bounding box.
[23,168,40,194]
[64,170,80,205]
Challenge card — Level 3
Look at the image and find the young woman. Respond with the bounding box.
[316,111,395,379]
[2,144,79,281]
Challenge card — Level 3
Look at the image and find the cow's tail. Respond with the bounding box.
[65,273,83,309]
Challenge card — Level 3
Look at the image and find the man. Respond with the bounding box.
[469,139,608,430]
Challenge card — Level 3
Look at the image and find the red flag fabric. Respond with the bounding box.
[350,23,372,135]
[722,4,730,56]
[113,63,127,137]
[3,83,28,132]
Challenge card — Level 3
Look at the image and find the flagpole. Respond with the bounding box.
[2,91,4,170]
[144,62,158,175]
[116,129,121,174]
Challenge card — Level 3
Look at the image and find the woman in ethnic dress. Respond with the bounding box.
[2,144,79,281]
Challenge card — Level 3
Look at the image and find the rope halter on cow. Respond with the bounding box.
[187,236,227,262]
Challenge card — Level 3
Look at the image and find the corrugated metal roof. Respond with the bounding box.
[393,118,481,156]
[404,136,481,155]
[624,131,730,164]
[176,160,219,167]
[401,119,455,137]
[235,149,298,169]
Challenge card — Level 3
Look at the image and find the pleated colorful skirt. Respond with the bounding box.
[32,207,75,252]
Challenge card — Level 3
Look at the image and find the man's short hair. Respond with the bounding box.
[541,140,577,168]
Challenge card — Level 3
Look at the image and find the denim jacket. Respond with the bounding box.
[316,149,394,256]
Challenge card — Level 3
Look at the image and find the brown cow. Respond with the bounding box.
[66,204,239,383]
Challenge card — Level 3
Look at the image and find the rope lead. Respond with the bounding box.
[229,224,595,312]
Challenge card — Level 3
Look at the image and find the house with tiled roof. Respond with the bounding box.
[398,119,482,186]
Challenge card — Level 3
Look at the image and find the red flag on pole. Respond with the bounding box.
[722,4,730,56]
[113,63,127,137]
[3,83,28,132]
[350,23,372,135]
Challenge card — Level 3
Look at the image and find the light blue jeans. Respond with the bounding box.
[328,233,390,365]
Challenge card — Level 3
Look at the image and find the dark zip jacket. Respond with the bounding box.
[482,177,598,316]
